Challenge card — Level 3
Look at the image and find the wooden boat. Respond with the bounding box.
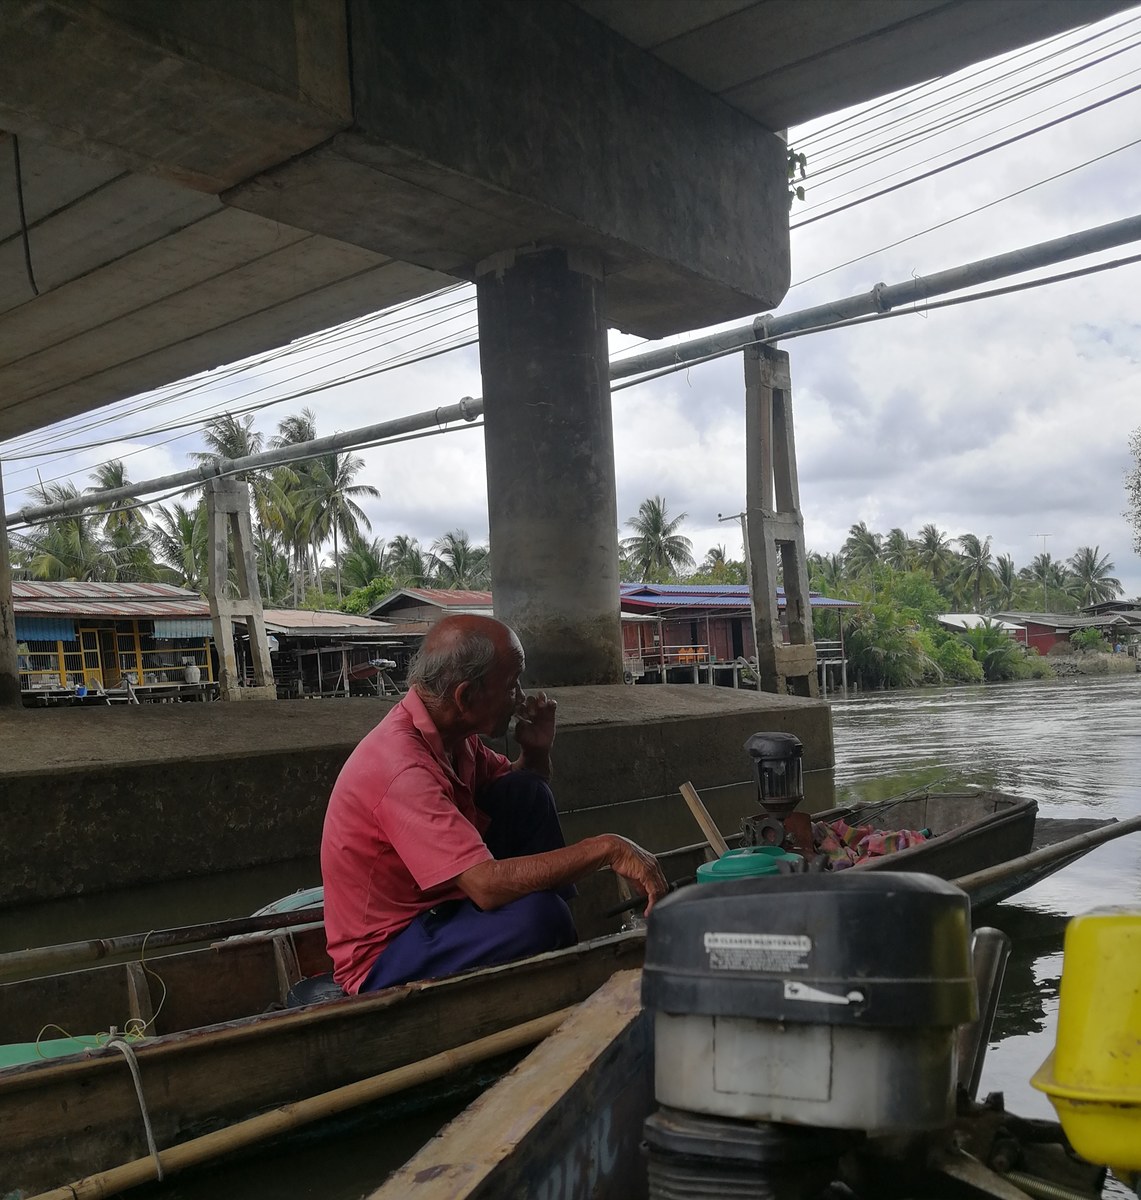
[813,789,1116,907]
[0,789,1124,1196]
[0,929,646,1196]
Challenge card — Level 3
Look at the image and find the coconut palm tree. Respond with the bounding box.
[14,482,115,581]
[1020,553,1077,613]
[842,522,881,577]
[993,554,1018,610]
[1067,545,1122,607]
[621,496,694,582]
[152,501,209,592]
[807,551,845,594]
[386,535,432,588]
[339,531,388,592]
[430,530,491,589]
[955,533,995,612]
[270,410,320,603]
[914,524,955,584]
[703,545,727,571]
[88,460,147,536]
[882,528,914,572]
[293,451,380,601]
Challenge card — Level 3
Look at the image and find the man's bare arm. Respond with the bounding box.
[455,834,667,914]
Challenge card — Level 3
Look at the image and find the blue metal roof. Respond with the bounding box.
[619,582,857,611]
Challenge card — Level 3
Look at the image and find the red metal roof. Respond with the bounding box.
[401,588,494,607]
[12,580,210,618]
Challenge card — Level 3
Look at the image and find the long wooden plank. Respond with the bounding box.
[0,932,646,1197]
[372,971,651,1200]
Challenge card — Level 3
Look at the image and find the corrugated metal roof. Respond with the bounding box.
[11,580,211,619]
[12,581,202,601]
[14,598,211,618]
[260,609,385,630]
[403,588,494,607]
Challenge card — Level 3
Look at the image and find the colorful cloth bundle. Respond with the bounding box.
[811,818,929,869]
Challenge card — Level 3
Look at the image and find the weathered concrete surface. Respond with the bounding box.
[478,247,622,686]
[0,685,832,907]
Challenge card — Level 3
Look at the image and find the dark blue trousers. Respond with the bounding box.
[361,771,577,991]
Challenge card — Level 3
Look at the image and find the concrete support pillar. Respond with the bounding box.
[0,465,20,709]
[476,247,622,686]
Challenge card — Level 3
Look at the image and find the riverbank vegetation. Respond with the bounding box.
[9,410,490,611]
[11,450,1129,692]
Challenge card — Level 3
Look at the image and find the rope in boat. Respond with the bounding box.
[105,1030,164,1181]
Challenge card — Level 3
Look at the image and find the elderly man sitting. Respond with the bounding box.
[321,613,667,994]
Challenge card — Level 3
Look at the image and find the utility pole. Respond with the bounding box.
[1034,533,1052,612]
[0,463,20,709]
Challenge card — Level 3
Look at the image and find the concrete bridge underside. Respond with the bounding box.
[0,2,1127,744]
[0,0,1126,688]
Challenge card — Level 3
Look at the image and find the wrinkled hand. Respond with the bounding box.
[513,690,557,757]
[605,835,668,916]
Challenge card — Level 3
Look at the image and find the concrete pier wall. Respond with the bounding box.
[0,687,831,908]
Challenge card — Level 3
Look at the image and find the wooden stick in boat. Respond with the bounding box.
[0,905,324,978]
[26,1004,576,1200]
[679,781,731,857]
[952,812,1141,893]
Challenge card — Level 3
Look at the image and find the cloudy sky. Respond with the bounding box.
[4,6,1141,599]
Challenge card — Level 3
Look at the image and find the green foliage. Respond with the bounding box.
[880,571,945,623]
[844,603,940,690]
[1069,627,1105,653]
[301,587,340,611]
[933,634,985,683]
[1013,649,1054,679]
[341,576,396,615]
[621,496,694,582]
[689,558,747,585]
[958,620,1022,681]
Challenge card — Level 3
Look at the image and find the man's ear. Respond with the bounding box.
[452,679,474,716]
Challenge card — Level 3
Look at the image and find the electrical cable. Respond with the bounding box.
[799,16,1141,165]
[804,33,1141,179]
[789,134,1141,291]
[793,11,1140,153]
[0,307,478,469]
[1,286,476,458]
[11,135,40,297]
[793,61,1141,213]
[791,80,1141,229]
[12,246,1140,529]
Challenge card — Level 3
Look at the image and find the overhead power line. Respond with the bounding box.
[11,214,1141,528]
[791,80,1141,230]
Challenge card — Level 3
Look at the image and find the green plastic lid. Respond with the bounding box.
[696,845,803,882]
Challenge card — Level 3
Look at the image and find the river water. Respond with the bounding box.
[9,672,1141,1197]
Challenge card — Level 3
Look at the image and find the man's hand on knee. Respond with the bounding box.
[600,835,668,915]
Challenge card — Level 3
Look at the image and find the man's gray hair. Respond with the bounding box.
[408,629,499,700]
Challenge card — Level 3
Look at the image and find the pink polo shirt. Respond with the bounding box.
[320,690,511,993]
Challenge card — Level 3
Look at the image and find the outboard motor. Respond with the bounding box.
[743,732,813,854]
[641,872,976,1198]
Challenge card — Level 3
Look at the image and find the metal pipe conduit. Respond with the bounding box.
[8,213,1141,526]
[608,212,1141,379]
